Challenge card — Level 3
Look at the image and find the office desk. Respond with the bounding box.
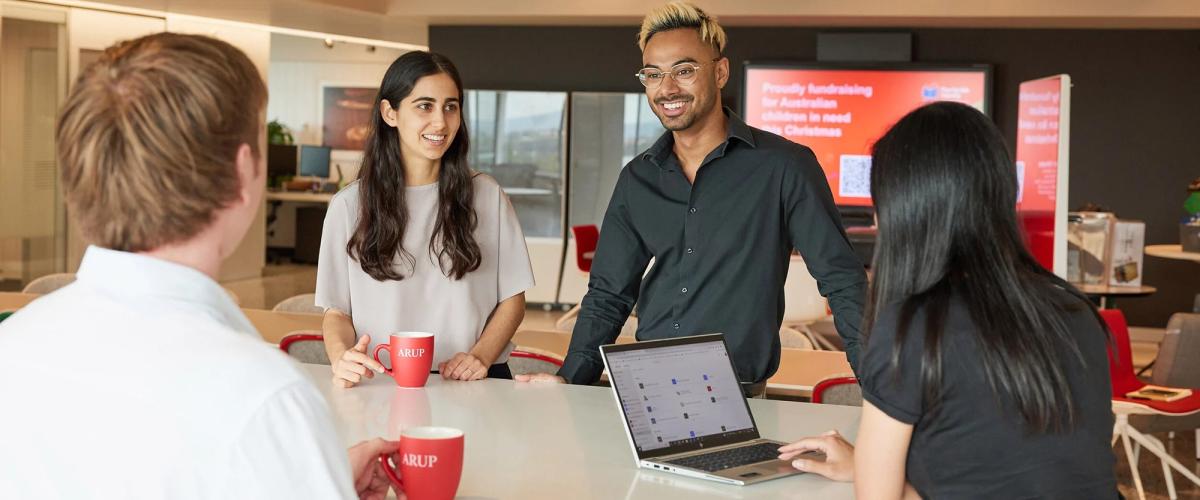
[300,363,858,499]
[0,292,38,312]
[1146,244,1200,263]
[509,329,853,398]
[265,191,335,203]
[243,308,323,340]
[1077,284,1158,309]
[501,187,554,196]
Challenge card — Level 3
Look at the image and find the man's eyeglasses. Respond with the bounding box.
[635,58,721,88]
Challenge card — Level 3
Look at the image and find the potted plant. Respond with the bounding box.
[1183,176,1200,252]
[267,119,294,145]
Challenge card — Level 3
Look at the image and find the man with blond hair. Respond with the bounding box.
[0,33,398,499]
[518,2,867,395]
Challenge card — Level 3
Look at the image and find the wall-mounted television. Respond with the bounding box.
[743,63,991,207]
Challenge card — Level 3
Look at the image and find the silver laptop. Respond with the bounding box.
[600,334,818,486]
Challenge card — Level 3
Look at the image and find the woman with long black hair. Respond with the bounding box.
[315,51,534,386]
[779,102,1117,498]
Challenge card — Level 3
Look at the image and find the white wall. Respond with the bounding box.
[65,8,166,273]
[166,15,271,283]
[267,34,401,148]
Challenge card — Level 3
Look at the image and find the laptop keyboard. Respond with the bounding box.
[665,442,781,472]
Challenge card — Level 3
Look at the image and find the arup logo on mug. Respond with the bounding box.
[380,427,464,500]
[373,332,435,388]
[402,453,438,468]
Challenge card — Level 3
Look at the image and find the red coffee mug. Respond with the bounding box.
[379,426,464,500]
[373,332,435,388]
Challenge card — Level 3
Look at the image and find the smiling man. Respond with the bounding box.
[517,2,868,395]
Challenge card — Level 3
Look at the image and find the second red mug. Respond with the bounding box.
[379,426,464,500]
[373,332,435,388]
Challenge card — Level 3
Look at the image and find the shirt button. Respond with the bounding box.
[681,287,688,294]
[686,248,694,254]
[673,322,680,329]
[689,207,697,214]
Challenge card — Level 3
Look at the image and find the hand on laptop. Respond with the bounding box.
[778,430,854,482]
[347,438,405,500]
[440,352,488,381]
[333,335,385,388]
[514,373,565,383]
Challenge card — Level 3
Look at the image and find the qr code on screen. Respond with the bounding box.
[839,155,872,198]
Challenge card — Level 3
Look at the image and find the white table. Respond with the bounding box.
[299,364,859,499]
[501,187,554,196]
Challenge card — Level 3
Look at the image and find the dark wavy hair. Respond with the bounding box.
[347,51,481,281]
[866,101,1105,434]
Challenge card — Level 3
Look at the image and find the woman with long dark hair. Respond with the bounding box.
[315,51,534,386]
[778,102,1117,498]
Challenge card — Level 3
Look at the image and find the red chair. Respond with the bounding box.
[811,376,860,406]
[278,331,330,365]
[571,224,599,273]
[1103,309,1200,500]
[508,349,564,376]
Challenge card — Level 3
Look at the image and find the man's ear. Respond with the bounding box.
[234,142,258,206]
[715,57,730,90]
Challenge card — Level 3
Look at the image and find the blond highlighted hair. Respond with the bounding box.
[637,1,726,54]
[56,33,267,252]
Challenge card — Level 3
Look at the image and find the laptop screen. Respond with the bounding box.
[603,335,759,459]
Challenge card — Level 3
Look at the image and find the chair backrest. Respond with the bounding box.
[571,225,599,272]
[555,312,637,338]
[1151,313,1200,388]
[21,273,76,294]
[783,256,829,324]
[812,376,862,406]
[507,350,564,375]
[1101,308,1143,397]
[279,331,330,365]
[273,293,323,315]
[779,326,816,350]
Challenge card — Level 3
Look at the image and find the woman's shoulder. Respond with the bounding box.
[470,171,501,191]
[329,180,361,205]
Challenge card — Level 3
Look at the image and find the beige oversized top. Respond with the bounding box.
[314,174,535,367]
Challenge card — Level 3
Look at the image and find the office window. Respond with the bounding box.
[465,90,567,238]
[568,92,664,229]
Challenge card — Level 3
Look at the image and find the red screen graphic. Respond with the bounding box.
[1015,76,1065,272]
[743,67,989,206]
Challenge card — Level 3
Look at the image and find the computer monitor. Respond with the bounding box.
[299,145,332,178]
[267,144,298,178]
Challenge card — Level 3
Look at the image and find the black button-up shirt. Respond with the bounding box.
[558,109,868,385]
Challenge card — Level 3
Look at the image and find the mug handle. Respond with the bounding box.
[372,344,392,374]
[378,453,404,490]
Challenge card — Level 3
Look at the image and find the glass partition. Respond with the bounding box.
[465,90,567,238]
[568,92,663,229]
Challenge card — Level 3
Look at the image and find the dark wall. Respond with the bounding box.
[431,25,1200,327]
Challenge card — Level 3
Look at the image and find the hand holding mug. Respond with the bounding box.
[347,438,404,500]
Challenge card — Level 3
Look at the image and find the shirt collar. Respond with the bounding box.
[75,246,258,337]
[643,106,758,169]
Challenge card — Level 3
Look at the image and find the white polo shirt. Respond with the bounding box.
[0,247,355,499]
